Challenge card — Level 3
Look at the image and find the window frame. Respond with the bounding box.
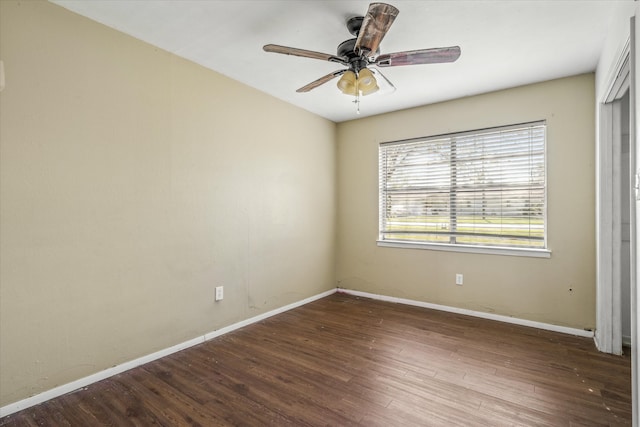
[377,121,551,258]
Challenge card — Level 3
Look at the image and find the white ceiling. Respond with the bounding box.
[51,0,635,123]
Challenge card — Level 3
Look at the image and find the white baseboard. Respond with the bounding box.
[2,286,593,418]
[0,288,337,418]
[338,288,594,338]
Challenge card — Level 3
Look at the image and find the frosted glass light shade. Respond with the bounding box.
[358,69,378,96]
[358,69,375,86]
[360,83,379,96]
[337,69,379,96]
[337,71,357,95]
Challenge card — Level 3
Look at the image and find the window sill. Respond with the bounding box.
[376,240,552,258]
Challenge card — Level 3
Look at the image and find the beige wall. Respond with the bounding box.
[0,1,336,406]
[336,74,596,330]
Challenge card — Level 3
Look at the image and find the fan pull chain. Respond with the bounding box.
[355,75,361,114]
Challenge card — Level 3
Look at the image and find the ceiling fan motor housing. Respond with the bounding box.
[346,16,364,36]
[337,37,374,73]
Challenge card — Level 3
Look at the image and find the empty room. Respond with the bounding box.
[1,1,638,425]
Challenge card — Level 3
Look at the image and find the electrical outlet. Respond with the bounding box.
[215,286,224,301]
[455,274,463,286]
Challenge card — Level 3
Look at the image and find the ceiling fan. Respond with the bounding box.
[263,2,460,107]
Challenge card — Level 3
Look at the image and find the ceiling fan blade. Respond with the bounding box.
[375,46,461,67]
[355,3,399,57]
[296,69,348,93]
[263,44,347,65]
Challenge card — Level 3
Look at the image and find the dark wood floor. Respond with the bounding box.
[1,293,632,426]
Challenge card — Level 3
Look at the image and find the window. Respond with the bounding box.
[378,121,547,255]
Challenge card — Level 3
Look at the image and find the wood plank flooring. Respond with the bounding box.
[1,293,632,426]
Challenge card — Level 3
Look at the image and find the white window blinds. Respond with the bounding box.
[379,121,546,249]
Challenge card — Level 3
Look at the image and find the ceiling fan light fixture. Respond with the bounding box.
[360,83,379,96]
[337,70,357,95]
[358,68,378,95]
[358,68,375,86]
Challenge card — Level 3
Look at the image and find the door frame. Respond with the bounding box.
[596,38,630,356]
